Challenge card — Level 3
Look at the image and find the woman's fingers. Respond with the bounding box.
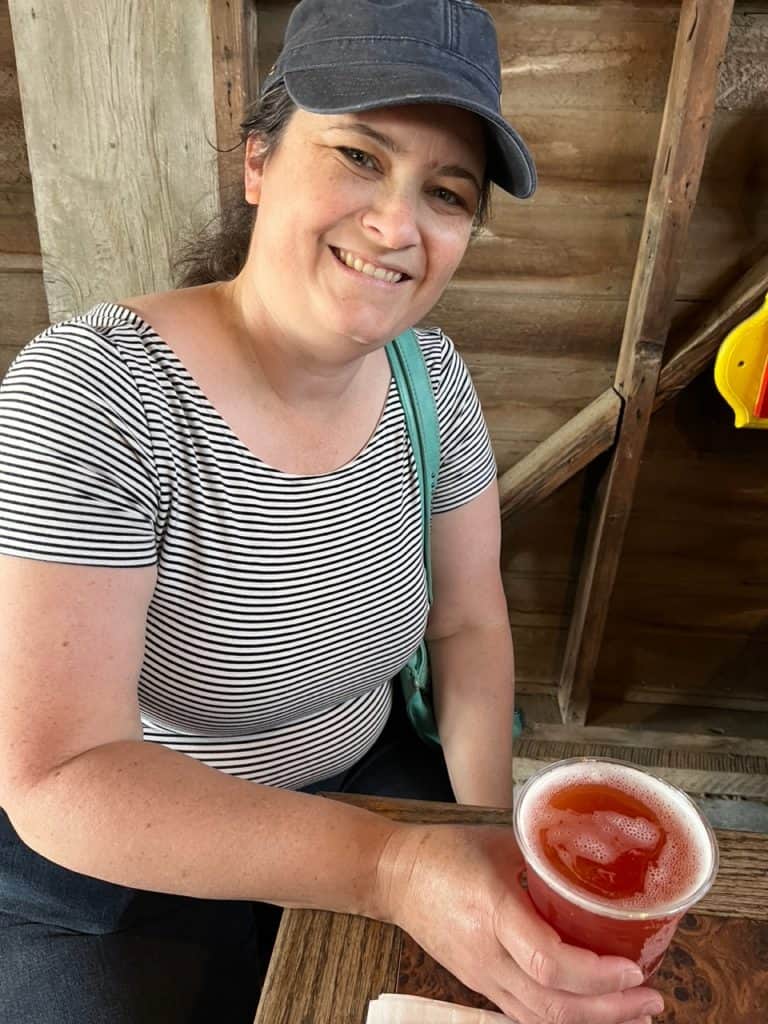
[483,929,663,1024]
[487,944,664,1024]
[488,978,658,1024]
[495,890,646,997]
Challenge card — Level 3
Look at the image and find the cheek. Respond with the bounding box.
[427,227,472,285]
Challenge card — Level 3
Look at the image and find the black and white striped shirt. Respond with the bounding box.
[0,302,496,789]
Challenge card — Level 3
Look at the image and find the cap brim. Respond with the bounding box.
[281,65,536,200]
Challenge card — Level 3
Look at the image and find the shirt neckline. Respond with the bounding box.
[85,301,397,480]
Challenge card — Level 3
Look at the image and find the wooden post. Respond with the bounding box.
[8,0,221,321]
[497,249,768,520]
[557,0,736,725]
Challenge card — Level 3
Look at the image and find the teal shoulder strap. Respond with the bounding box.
[385,329,439,602]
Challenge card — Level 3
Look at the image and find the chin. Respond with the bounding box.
[329,318,404,350]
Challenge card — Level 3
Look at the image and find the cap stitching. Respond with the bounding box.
[278,36,500,94]
[448,1,457,51]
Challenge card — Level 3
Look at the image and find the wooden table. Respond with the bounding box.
[254,795,768,1024]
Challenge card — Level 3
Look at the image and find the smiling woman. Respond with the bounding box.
[232,103,487,355]
[0,1,663,1022]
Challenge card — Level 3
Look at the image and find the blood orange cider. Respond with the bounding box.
[513,758,719,979]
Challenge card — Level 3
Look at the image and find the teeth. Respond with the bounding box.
[335,248,404,284]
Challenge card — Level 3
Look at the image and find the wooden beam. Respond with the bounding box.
[8,0,221,320]
[498,250,768,519]
[656,249,768,409]
[514,754,768,801]
[525,723,768,759]
[210,0,249,204]
[498,388,622,519]
[557,0,736,726]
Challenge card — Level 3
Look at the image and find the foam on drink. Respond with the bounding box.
[517,761,715,917]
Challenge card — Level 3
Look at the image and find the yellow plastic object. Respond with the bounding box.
[714,292,768,429]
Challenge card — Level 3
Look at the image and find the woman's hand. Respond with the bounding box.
[376,824,665,1024]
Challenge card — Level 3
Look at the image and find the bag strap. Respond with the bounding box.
[385,330,439,603]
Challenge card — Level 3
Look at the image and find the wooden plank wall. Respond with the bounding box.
[7,0,221,325]
[474,3,768,711]
[2,1,767,715]
[0,0,47,373]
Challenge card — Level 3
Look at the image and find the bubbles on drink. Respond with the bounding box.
[519,761,713,914]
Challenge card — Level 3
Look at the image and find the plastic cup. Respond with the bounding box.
[513,757,719,980]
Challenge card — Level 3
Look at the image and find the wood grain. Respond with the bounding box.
[526,723,768,758]
[653,912,768,1022]
[558,0,736,725]
[7,0,221,320]
[656,249,768,407]
[0,267,48,358]
[498,388,621,518]
[513,753,768,801]
[497,245,767,520]
[209,0,248,202]
[254,909,401,1024]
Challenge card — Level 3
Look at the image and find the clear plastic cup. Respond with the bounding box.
[513,757,719,980]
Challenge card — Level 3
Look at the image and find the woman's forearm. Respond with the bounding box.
[428,622,515,807]
[5,739,405,919]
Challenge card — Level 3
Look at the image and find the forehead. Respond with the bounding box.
[291,104,486,168]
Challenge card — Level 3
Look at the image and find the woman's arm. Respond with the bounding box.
[426,480,516,807]
[0,554,399,918]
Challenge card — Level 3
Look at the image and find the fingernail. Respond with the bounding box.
[621,967,645,987]
[641,997,665,1016]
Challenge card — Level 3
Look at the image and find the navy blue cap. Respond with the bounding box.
[261,0,536,199]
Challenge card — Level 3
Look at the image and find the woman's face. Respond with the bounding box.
[241,103,485,359]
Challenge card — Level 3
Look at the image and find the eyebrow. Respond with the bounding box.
[327,122,483,194]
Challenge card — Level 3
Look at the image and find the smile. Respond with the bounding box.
[330,247,409,284]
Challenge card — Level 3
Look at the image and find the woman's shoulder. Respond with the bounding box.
[119,284,219,338]
[7,301,148,386]
[411,324,467,392]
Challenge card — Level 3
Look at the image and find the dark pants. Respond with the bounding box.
[0,688,453,1023]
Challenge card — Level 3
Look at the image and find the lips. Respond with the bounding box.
[330,246,411,284]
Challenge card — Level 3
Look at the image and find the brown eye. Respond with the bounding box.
[431,187,466,209]
[339,147,378,170]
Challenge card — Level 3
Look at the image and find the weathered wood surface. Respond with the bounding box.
[255,908,400,1024]
[656,249,768,407]
[0,0,28,191]
[0,267,48,368]
[513,751,768,801]
[525,722,768,758]
[254,796,768,1024]
[498,388,621,516]
[8,0,221,321]
[558,0,736,725]
[497,249,768,516]
[210,0,249,202]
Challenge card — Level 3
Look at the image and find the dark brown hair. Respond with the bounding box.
[173,82,492,289]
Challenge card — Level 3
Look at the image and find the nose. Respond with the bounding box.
[360,187,421,251]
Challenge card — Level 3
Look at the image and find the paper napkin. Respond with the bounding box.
[366,994,513,1022]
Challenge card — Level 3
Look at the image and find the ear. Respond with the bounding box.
[244,136,267,206]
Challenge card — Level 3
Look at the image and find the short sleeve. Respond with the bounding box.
[425,330,497,514]
[0,324,160,566]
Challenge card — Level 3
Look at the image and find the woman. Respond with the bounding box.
[0,1,663,1021]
